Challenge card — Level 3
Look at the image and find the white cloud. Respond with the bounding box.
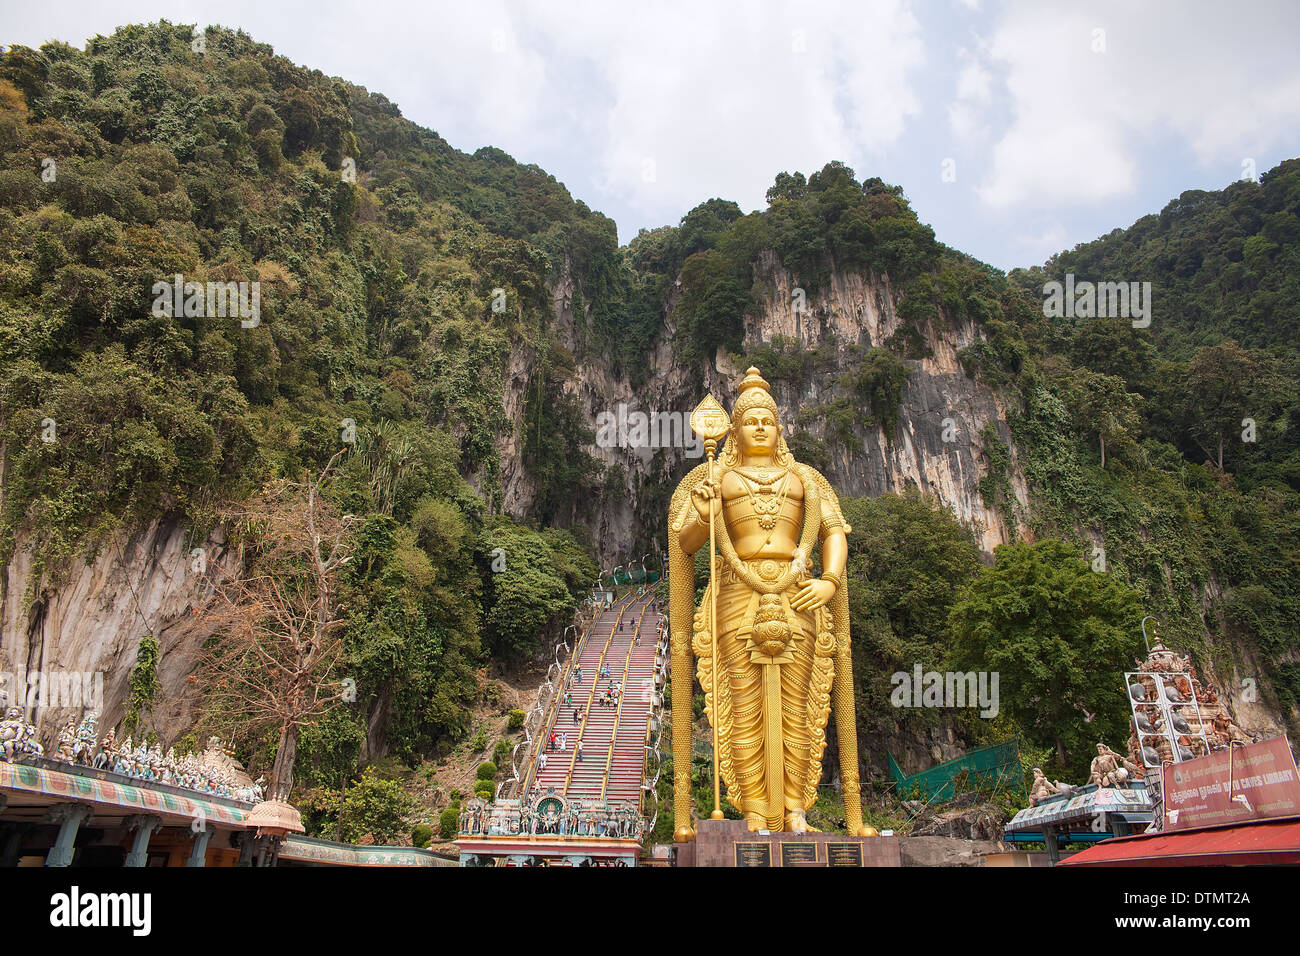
[973,0,1300,210]
[948,43,994,145]
[505,0,926,227]
[1014,221,1068,251]
[954,57,991,104]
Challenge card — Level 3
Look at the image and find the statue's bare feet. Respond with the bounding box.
[786,810,818,833]
[745,814,763,832]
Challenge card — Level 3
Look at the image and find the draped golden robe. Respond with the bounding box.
[669,460,861,832]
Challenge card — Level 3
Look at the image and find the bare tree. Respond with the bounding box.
[197,449,358,801]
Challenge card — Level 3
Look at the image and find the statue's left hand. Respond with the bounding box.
[791,578,836,612]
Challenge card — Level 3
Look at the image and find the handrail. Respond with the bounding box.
[510,620,577,781]
[515,617,589,800]
[600,593,653,803]
[513,596,617,801]
[517,590,637,802]
[639,612,668,814]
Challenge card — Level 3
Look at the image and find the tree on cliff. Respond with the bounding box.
[947,539,1143,775]
[1185,341,1257,470]
[1059,366,1141,469]
[197,449,357,801]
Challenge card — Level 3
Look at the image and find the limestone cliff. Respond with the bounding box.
[0,519,229,745]
[508,254,1030,566]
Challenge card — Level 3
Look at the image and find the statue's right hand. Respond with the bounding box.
[691,478,721,521]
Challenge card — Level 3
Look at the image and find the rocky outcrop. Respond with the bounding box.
[904,792,1011,842]
[0,518,230,746]
[501,254,1029,564]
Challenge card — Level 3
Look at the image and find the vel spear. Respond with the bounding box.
[690,394,731,822]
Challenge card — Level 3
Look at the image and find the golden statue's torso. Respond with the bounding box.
[718,466,805,560]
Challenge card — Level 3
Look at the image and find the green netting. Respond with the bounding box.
[888,740,1023,803]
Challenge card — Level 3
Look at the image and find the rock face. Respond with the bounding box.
[502,257,1029,564]
[0,518,230,746]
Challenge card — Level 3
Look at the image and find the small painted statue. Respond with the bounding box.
[55,717,78,761]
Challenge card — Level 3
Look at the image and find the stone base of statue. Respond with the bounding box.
[674,818,901,867]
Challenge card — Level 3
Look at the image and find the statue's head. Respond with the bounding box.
[724,367,792,466]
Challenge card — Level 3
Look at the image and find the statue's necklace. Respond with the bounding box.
[736,467,790,541]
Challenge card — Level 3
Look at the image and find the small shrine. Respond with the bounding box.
[455,790,646,867]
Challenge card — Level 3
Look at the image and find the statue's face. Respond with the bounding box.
[736,407,779,458]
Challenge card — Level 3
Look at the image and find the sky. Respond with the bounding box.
[6,0,1300,270]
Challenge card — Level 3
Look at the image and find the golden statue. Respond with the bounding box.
[668,367,874,839]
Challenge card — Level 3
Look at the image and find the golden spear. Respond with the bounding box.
[690,394,730,822]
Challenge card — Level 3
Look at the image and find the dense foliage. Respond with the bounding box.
[0,23,597,795]
[840,490,983,746]
[948,540,1144,774]
[997,166,1300,723]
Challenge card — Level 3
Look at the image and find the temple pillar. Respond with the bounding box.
[186,827,212,867]
[45,803,94,867]
[233,831,256,867]
[1041,824,1061,865]
[123,814,162,867]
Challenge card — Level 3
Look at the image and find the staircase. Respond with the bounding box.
[530,589,663,813]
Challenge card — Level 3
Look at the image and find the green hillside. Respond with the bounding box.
[1,20,1296,821]
[0,22,602,803]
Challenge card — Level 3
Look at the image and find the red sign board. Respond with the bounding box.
[1163,736,1300,830]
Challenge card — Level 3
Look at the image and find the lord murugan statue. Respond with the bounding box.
[668,367,874,838]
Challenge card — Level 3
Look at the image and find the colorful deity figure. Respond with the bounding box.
[94,729,116,770]
[134,743,153,781]
[0,707,26,761]
[54,717,78,761]
[1028,768,1061,807]
[112,735,131,774]
[72,712,99,765]
[1089,742,1139,789]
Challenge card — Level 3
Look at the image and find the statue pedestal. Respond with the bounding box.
[675,819,901,867]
